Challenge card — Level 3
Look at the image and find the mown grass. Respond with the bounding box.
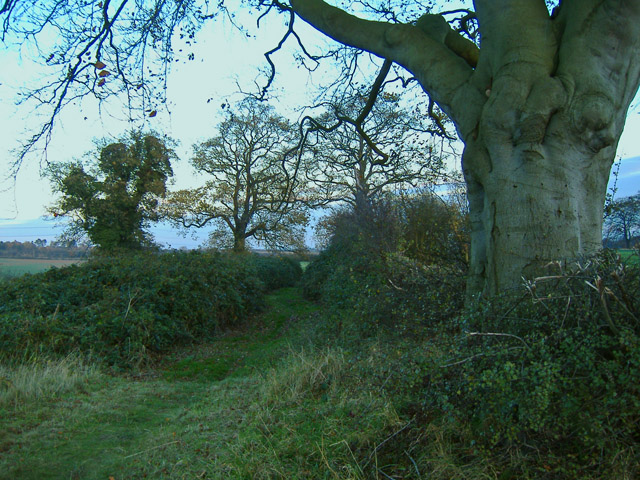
[0,288,402,480]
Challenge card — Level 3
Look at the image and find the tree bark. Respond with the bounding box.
[232,234,246,253]
[463,135,614,296]
[289,0,640,296]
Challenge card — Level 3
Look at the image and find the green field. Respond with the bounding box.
[619,248,639,264]
[0,258,83,279]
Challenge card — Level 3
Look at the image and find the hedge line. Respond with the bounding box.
[0,251,301,368]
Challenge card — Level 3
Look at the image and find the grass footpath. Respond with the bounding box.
[0,287,401,480]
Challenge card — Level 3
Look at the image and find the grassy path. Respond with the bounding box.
[1,287,357,480]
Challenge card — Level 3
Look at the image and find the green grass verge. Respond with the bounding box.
[0,288,401,480]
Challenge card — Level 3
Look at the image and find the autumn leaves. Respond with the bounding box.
[93,60,156,117]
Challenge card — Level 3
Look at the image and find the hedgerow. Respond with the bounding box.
[419,253,640,477]
[246,254,303,291]
[0,251,269,368]
[302,195,468,333]
[303,197,640,477]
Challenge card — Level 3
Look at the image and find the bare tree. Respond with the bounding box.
[161,98,308,252]
[304,90,450,215]
[604,193,640,249]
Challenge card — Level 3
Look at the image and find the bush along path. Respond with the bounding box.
[0,252,304,369]
[0,287,403,480]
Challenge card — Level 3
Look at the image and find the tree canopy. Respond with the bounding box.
[304,90,449,212]
[48,131,175,250]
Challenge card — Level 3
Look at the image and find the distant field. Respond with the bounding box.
[0,258,84,278]
[618,249,639,264]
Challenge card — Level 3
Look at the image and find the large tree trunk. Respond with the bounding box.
[464,134,612,296]
[460,1,640,296]
[232,235,246,253]
[290,0,640,295]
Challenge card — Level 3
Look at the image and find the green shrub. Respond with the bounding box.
[247,254,303,291]
[302,200,399,306]
[304,192,468,313]
[421,253,640,476]
[397,191,469,270]
[304,198,640,476]
[0,251,265,368]
[304,237,639,476]
[302,244,466,337]
[300,249,333,301]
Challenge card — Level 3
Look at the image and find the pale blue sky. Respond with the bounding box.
[0,9,323,222]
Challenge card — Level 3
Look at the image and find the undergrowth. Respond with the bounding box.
[1,226,637,478]
[0,251,301,369]
[302,241,640,478]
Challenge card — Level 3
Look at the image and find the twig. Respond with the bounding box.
[51,303,60,321]
[123,440,179,459]
[387,278,404,291]
[586,277,621,335]
[364,419,414,469]
[560,296,571,329]
[440,352,485,368]
[440,346,525,368]
[467,331,531,350]
[604,288,640,324]
[123,290,139,322]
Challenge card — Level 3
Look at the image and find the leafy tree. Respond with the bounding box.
[604,193,640,248]
[48,131,175,250]
[162,99,308,252]
[4,1,640,295]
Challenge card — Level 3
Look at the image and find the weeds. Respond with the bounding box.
[229,346,403,479]
[0,355,100,408]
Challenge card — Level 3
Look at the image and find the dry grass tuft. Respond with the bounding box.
[0,355,100,408]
